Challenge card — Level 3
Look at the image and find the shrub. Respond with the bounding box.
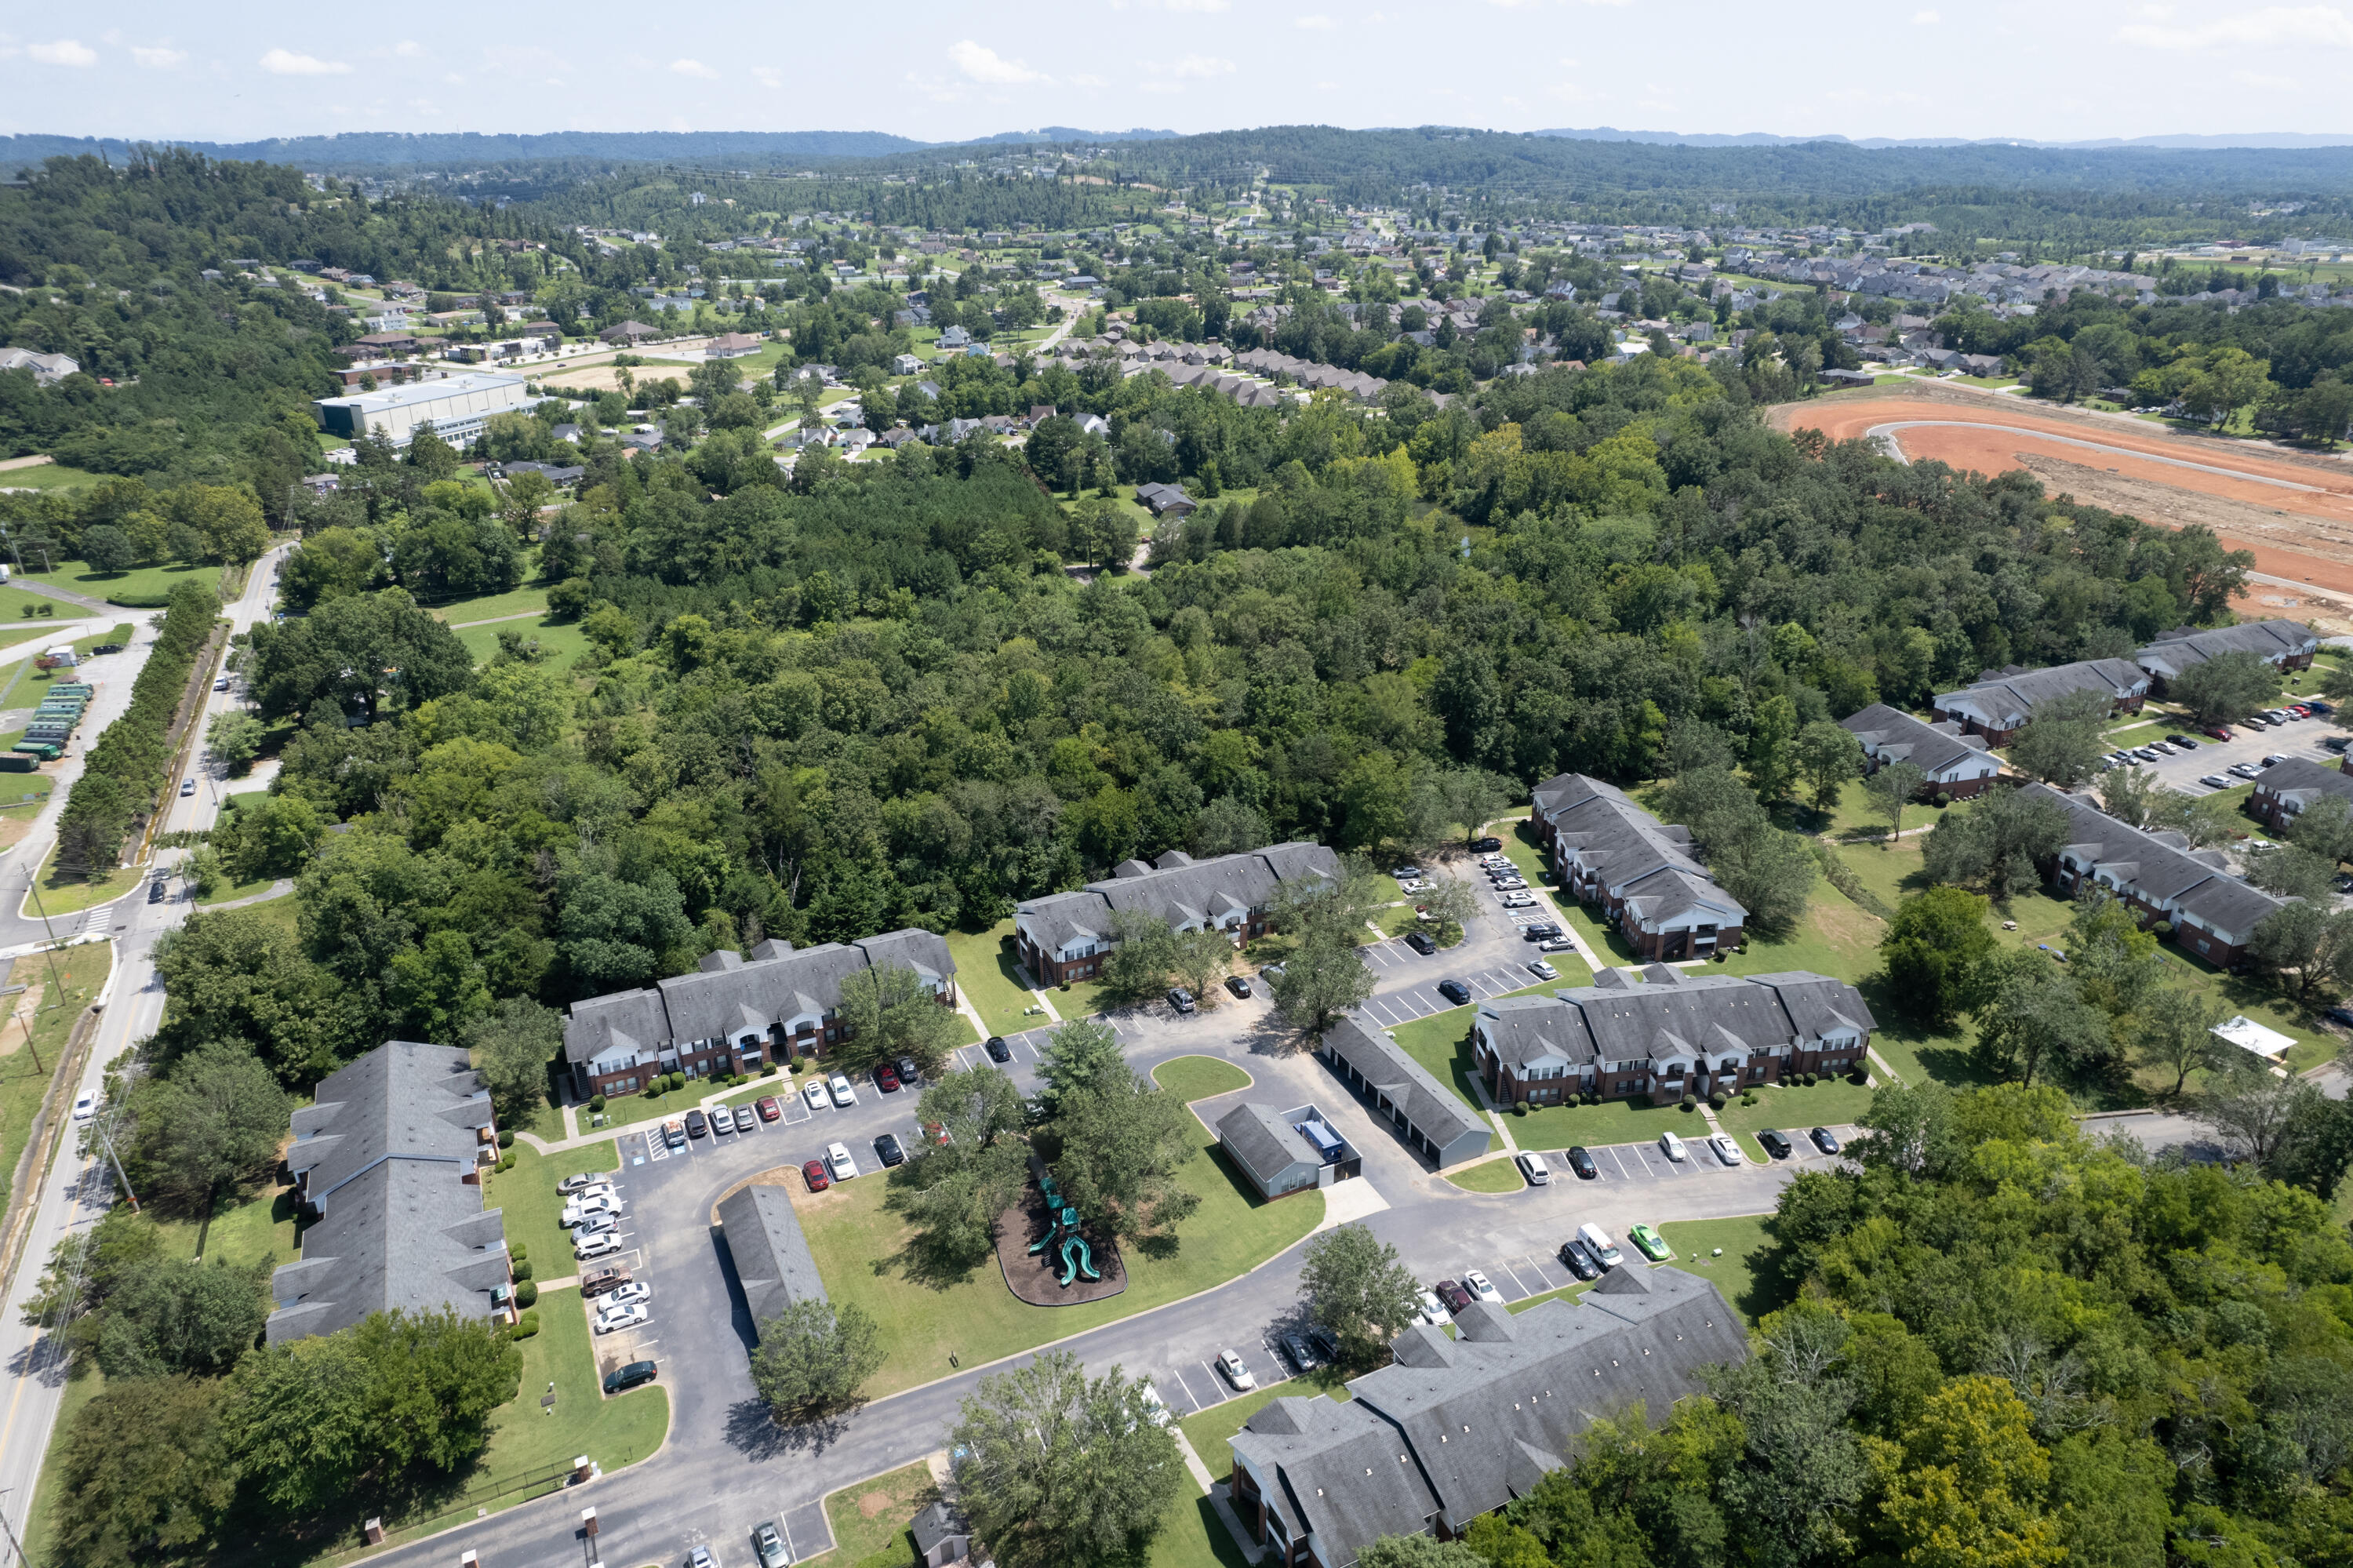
[1933,793,1951,807]
[1740,1092,1757,1107]
[497,1152,515,1172]
[1849,1067,1870,1086]
[761,1063,778,1077]
[1514,1100,1529,1115]
[508,1242,527,1264]
[511,1257,533,1282]
[644,1081,663,1097]
[1802,1072,1818,1086]
[511,1310,540,1338]
[1679,1093,1697,1109]
[1707,1092,1726,1110]
[496,1129,515,1149]
[1583,1090,1599,1105]
[588,1093,606,1113]
[515,1280,540,1309]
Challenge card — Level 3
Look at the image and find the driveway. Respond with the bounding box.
[2122,708,2340,804]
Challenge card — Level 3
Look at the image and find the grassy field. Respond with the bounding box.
[1153,1054,1253,1103]
[0,584,95,622]
[0,621,136,714]
[18,559,220,606]
[819,1461,937,1567]
[795,1127,1323,1399]
[424,585,551,625]
[945,922,1049,1038]
[454,614,590,669]
[195,872,282,906]
[144,1179,303,1269]
[0,460,107,493]
[1650,1215,1784,1323]
[1444,1158,1526,1193]
[24,839,143,916]
[486,1139,623,1274]
[0,944,109,1216]
[1717,1078,1878,1158]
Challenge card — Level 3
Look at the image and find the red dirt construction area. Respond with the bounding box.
[1772,384,2353,631]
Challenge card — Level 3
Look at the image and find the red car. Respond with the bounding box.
[755,1094,781,1122]
[2202,724,2233,740]
[1435,1279,1474,1313]
[876,1065,902,1093]
[802,1158,831,1192]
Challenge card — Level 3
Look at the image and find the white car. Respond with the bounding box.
[575,1231,624,1261]
[1709,1133,1744,1166]
[1216,1349,1256,1390]
[593,1301,649,1335]
[565,1181,617,1204]
[827,1141,860,1181]
[802,1079,829,1111]
[827,1073,857,1108]
[1516,1151,1551,1185]
[1659,1131,1688,1162]
[1463,1268,1504,1304]
[1139,1384,1173,1427]
[1418,1289,1453,1326]
[1400,879,1433,893]
[605,1280,652,1308]
[71,1093,95,1121]
[562,1195,621,1226]
[1500,893,1538,908]
[1528,959,1558,980]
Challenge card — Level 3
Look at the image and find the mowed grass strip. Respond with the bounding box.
[1443,1158,1526,1193]
[794,1133,1322,1398]
[1152,1055,1253,1102]
[945,922,1051,1039]
[820,1461,937,1567]
[487,1139,622,1275]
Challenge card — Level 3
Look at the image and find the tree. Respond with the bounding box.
[1416,875,1478,944]
[1166,926,1233,1005]
[1298,1223,1420,1364]
[835,962,965,1078]
[2288,792,2353,868]
[204,711,264,775]
[1050,1063,1200,1245]
[1270,930,1376,1034]
[464,997,562,1126]
[2135,985,2228,1096]
[2169,649,2281,726]
[93,1259,268,1381]
[2062,886,2166,1019]
[1428,767,1511,848]
[1870,1377,2064,1568]
[1794,720,1863,816]
[2249,842,2340,902]
[1097,907,1180,1002]
[2096,764,2164,829]
[246,586,475,724]
[170,483,272,565]
[1356,1538,1487,1568]
[1878,887,1996,1029]
[1970,947,2111,1086]
[2202,1053,2316,1166]
[1922,788,2070,897]
[56,1375,236,1568]
[2249,899,2353,1001]
[82,523,137,573]
[123,1046,291,1217]
[1707,823,1818,937]
[949,1351,1184,1568]
[747,1297,886,1421]
[1746,693,1800,804]
[2008,690,2110,788]
[890,1068,1031,1267]
[1036,1019,1128,1116]
[1864,760,1926,845]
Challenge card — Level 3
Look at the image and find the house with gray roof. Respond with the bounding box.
[562,931,956,1101]
[1933,657,2151,748]
[2134,619,2318,693]
[1317,1014,1490,1168]
[1839,704,2002,799]
[1230,1265,1747,1568]
[1526,775,1746,959]
[716,1184,826,1333]
[1014,844,1341,986]
[1217,1102,1354,1200]
[1473,967,1875,1108]
[2022,782,2286,966]
[268,1041,509,1344]
[2250,756,2353,834]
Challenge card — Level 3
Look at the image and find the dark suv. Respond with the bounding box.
[1437,979,1471,1006]
[1758,1130,1794,1160]
[1471,836,1503,853]
[684,1109,708,1138]
[1404,930,1437,955]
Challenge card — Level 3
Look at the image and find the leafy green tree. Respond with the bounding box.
[1036,1019,1127,1115]
[123,1046,291,1217]
[1166,926,1233,1005]
[2249,842,2340,901]
[1097,907,1180,1002]
[93,1260,268,1381]
[2287,792,2353,868]
[1298,1223,1420,1365]
[1794,720,1863,816]
[1746,693,1800,804]
[1427,767,1511,848]
[1922,788,2069,897]
[246,586,475,724]
[1708,822,1818,937]
[1864,760,1927,844]
[1415,875,1478,943]
[2168,649,2281,726]
[464,996,562,1126]
[1867,1377,2063,1568]
[1878,887,1996,1028]
[747,1298,886,1421]
[2061,886,2166,1018]
[1270,930,1376,1033]
[278,526,390,611]
[2007,689,2109,788]
[1355,1537,1486,1568]
[835,962,965,1077]
[890,1067,1030,1265]
[56,1375,236,1568]
[204,711,264,776]
[2095,763,2164,828]
[2135,985,2228,1096]
[82,523,137,573]
[1969,947,2111,1086]
[1049,1058,1200,1245]
[949,1351,1184,1568]
[2250,898,2353,1001]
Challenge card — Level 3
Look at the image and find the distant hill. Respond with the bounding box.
[1535,126,2353,151]
[962,128,1180,145]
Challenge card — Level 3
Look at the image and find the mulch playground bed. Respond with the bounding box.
[994,1181,1126,1308]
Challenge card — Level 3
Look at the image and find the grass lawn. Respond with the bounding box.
[0,584,97,622]
[0,460,107,493]
[486,1139,623,1275]
[1444,1158,1526,1193]
[1717,1079,1878,1157]
[455,615,590,669]
[18,559,220,607]
[0,622,136,714]
[945,922,1049,1038]
[1384,1009,1489,1118]
[424,584,551,625]
[0,944,109,1215]
[1177,1375,1351,1491]
[195,872,281,906]
[144,1179,302,1269]
[1154,1055,1253,1102]
[820,1461,937,1567]
[24,838,144,917]
[1648,1216,1784,1323]
[795,1128,1324,1399]
[1054,975,1110,1020]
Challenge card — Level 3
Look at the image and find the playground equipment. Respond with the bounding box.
[1024,1173,1102,1287]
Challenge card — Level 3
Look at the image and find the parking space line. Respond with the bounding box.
[1169,1365,1205,1413]
[1606,1146,1633,1180]
[1493,1259,1536,1298]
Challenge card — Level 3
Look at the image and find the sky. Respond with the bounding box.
[4,0,2353,147]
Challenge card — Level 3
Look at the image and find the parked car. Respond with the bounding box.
[1758,1129,1794,1160]
[576,1231,624,1261]
[875,1133,905,1166]
[875,1064,901,1094]
[662,1119,687,1149]
[1435,1279,1475,1313]
[1419,1290,1453,1326]
[2310,700,2336,715]
[1438,978,1472,1005]
[1217,1349,1257,1389]
[606,1280,652,1308]
[1558,1238,1601,1279]
[1566,1145,1598,1180]
[826,1141,859,1181]
[752,1522,790,1568]
[2166,734,2198,748]
[1167,987,1196,1014]
[602,1359,658,1394]
[1709,1133,1743,1166]
[1140,1384,1173,1427]
[1521,922,1562,941]
[803,1079,830,1111]
[2200,774,2232,789]
[2203,724,2234,740]
[1500,892,1538,908]
[896,1056,922,1086]
[1577,1223,1623,1267]
[1400,879,1433,893]
[1306,1325,1340,1362]
[580,1264,632,1299]
[802,1158,831,1192]
[1628,1224,1672,1262]
[985,1035,1012,1062]
[1809,1126,1842,1155]
[1471,836,1504,853]
[1528,959,1558,980]
[1391,866,1424,881]
[685,1109,708,1138]
[1225,974,1253,999]
[828,1073,857,1107]
[2263,754,2288,768]
[1540,937,1577,953]
[570,1213,619,1239]
[755,1095,781,1122]
[1517,1151,1551,1185]
[733,1105,758,1133]
[558,1172,604,1194]
[1279,1330,1318,1372]
[1462,1269,1504,1304]
[1658,1131,1688,1162]
[1259,962,1286,980]
[708,1104,734,1133]
[921,1119,951,1146]
[1404,930,1438,955]
[2150,741,2175,755]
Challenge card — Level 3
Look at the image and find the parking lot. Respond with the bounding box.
[2118,705,2342,800]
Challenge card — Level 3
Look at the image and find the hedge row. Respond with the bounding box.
[55,581,220,874]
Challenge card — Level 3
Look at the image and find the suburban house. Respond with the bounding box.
[1217,1103,1358,1201]
[268,1041,511,1344]
[704,332,764,358]
[1133,482,1198,518]
[1229,1267,1748,1568]
[2020,783,2286,966]
[1013,844,1341,986]
[911,1502,973,1568]
[2248,756,2353,833]
[1931,657,2151,747]
[562,931,957,1101]
[892,352,925,376]
[1839,704,2003,799]
[598,319,660,346]
[716,1184,825,1336]
[1526,774,1747,959]
[1316,1015,1491,1168]
[0,347,81,386]
[2134,619,2319,693]
[1471,967,1875,1107]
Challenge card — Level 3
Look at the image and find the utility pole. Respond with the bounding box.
[0,1486,31,1568]
[22,871,71,1023]
[92,1105,138,1212]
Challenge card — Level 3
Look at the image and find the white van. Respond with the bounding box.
[1577,1222,1623,1268]
[1659,1131,1688,1162]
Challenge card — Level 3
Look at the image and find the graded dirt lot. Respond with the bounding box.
[1774,384,2353,631]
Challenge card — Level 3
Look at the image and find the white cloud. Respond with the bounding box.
[394,39,424,56]
[671,58,719,78]
[1912,8,1940,22]
[260,47,351,75]
[2231,66,2300,86]
[1171,53,1235,76]
[1160,0,1231,10]
[751,65,784,87]
[130,45,186,67]
[948,39,1046,82]
[2120,4,2353,47]
[1071,71,1108,86]
[1296,12,1337,25]
[28,38,97,67]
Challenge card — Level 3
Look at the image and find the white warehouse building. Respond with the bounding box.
[313,371,535,448]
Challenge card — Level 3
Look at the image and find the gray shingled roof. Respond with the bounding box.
[1015,845,1340,958]
[1529,775,1746,929]
[2254,756,2353,816]
[2136,618,2318,678]
[1217,1103,1322,1191]
[1478,970,1872,1073]
[1320,1013,1489,1153]
[286,1041,491,1209]
[1935,657,2149,729]
[1839,704,1995,778]
[718,1184,828,1332]
[2020,783,2287,939]
[267,1158,507,1342]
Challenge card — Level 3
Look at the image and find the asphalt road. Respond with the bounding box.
[2121,705,2344,805]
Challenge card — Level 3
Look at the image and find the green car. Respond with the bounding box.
[1628,1224,1672,1262]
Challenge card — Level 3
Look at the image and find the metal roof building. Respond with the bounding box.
[313,370,536,447]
